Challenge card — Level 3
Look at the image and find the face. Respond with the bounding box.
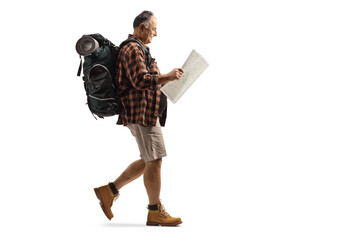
[141,16,158,44]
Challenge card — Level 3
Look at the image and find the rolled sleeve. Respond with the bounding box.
[125,45,158,91]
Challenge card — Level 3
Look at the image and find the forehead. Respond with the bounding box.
[149,16,157,27]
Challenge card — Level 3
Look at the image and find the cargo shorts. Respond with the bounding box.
[127,118,167,162]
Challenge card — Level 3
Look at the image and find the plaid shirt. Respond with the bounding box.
[115,35,166,127]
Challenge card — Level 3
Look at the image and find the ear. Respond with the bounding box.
[139,23,145,32]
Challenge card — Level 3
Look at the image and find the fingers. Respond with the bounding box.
[174,68,184,80]
[168,68,184,81]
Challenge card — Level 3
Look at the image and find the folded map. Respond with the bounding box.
[161,49,209,103]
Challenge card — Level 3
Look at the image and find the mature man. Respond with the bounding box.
[94,11,184,226]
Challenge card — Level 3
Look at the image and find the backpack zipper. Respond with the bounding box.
[88,94,117,101]
[88,64,117,93]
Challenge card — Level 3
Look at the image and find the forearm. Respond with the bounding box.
[157,73,171,85]
[157,68,184,85]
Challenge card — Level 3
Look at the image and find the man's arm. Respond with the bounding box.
[124,45,159,90]
[124,44,184,89]
[158,68,184,85]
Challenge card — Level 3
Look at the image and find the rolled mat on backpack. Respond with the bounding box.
[76,35,100,56]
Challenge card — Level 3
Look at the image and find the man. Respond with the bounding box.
[94,11,184,226]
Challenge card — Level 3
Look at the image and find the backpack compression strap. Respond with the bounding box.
[77,55,83,77]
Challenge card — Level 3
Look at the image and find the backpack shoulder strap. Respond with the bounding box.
[119,39,148,53]
[119,39,152,69]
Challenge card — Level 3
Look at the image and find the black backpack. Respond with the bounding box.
[76,33,151,119]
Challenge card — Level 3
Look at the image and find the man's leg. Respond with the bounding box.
[143,158,162,205]
[94,159,145,220]
[113,159,146,190]
[144,158,182,226]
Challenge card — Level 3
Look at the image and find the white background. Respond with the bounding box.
[1,0,359,239]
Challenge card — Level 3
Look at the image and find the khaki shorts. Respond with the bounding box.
[127,118,167,162]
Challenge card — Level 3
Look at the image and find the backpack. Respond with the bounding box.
[76,33,151,119]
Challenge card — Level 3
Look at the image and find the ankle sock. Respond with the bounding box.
[108,182,118,195]
[148,204,159,211]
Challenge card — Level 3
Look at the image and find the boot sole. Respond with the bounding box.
[146,221,182,226]
[94,188,113,220]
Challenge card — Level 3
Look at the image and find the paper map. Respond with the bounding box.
[161,49,209,103]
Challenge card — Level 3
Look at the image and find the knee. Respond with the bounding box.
[140,160,146,167]
[153,158,162,165]
[133,159,146,171]
[146,158,162,168]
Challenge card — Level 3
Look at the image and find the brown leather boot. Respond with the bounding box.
[146,203,182,226]
[94,183,119,220]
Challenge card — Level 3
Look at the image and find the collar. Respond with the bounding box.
[128,34,149,50]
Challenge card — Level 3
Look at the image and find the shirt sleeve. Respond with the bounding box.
[123,44,159,91]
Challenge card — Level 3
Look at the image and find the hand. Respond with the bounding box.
[168,68,184,81]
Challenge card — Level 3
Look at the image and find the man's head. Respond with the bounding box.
[133,10,157,44]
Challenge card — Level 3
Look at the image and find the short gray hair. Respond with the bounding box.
[133,10,154,29]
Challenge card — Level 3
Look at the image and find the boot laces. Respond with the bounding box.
[159,205,170,217]
[114,194,119,202]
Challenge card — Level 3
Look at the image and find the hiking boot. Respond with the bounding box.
[94,182,119,220]
[146,203,182,226]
